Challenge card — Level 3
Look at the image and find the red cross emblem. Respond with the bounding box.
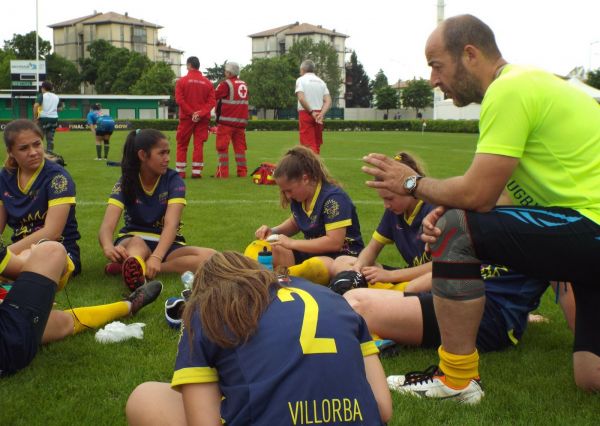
[238,84,248,99]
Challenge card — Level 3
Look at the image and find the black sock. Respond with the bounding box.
[104,144,109,159]
[96,145,101,159]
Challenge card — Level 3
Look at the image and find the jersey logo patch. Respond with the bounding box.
[50,174,68,194]
[111,182,122,194]
[323,199,340,220]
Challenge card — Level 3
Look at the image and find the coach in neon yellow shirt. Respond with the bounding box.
[363,14,600,403]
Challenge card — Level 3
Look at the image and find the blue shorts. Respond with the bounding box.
[411,292,511,353]
[114,235,185,260]
[0,272,56,377]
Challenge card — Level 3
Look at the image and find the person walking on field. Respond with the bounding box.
[295,59,331,154]
[214,62,249,178]
[175,56,215,179]
[33,81,61,154]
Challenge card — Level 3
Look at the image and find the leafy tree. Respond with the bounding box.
[401,78,433,117]
[111,52,152,94]
[287,38,341,105]
[587,68,600,90]
[0,49,16,89]
[3,31,51,59]
[131,62,176,95]
[240,57,296,114]
[374,85,399,116]
[95,48,131,94]
[370,69,389,92]
[345,51,371,108]
[204,62,227,87]
[46,53,80,93]
[79,40,116,86]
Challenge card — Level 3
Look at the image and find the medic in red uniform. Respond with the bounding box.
[175,56,216,179]
[214,62,249,178]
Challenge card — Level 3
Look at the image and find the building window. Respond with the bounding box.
[132,26,147,54]
[117,108,136,119]
[139,109,157,119]
[279,41,285,55]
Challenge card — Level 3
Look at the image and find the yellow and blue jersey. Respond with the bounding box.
[108,169,187,243]
[172,277,383,426]
[290,181,364,256]
[372,201,434,267]
[0,160,80,261]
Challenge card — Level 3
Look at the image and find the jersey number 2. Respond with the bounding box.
[277,287,338,355]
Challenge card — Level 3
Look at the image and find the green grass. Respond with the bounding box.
[0,130,598,425]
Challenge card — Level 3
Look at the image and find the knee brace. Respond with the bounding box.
[430,209,484,301]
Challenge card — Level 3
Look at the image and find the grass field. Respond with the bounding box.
[0,129,598,425]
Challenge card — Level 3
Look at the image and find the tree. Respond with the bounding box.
[345,51,371,108]
[111,52,152,94]
[240,57,296,114]
[401,78,433,117]
[80,40,115,86]
[95,48,131,94]
[204,62,227,87]
[287,38,342,105]
[587,68,600,90]
[3,31,51,59]
[46,53,80,93]
[374,85,399,116]
[131,62,176,95]
[370,69,389,92]
[0,49,16,89]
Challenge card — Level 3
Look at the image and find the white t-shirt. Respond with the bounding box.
[295,73,329,111]
[39,92,60,118]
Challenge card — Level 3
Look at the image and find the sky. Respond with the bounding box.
[1,0,599,83]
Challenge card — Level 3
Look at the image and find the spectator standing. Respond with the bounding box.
[175,57,216,179]
[295,60,332,154]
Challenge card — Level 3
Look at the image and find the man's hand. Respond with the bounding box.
[362,153,413,195]
[421,206,447,246]
[192,111,200,122]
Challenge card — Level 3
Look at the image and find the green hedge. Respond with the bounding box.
[0,119,479,133]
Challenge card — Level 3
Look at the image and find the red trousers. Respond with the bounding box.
[298,110,323,154]
[176,118,209,177]
[215,124,247,178]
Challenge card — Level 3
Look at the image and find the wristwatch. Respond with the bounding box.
[403,175,423,196]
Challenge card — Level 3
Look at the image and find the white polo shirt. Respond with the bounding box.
[295,73,329,111]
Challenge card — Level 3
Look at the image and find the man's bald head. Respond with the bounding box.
[438,14,502,62]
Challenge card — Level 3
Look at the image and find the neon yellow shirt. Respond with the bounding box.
[477,65,600,224]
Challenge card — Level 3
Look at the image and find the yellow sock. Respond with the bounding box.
[57,256,75,292]
[64,301,130,335]
[288,257,330,285]
[438,345,480,389]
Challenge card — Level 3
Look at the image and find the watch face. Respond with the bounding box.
[404,176,416,190]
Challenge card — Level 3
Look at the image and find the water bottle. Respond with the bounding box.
[257,247,273,271]
[181,271,195,290]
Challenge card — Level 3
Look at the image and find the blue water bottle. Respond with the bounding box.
[257,247,273,271]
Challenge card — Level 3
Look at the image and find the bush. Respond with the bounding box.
[0,119,479,133]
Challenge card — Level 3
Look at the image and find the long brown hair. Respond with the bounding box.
[3,119,43,172]
[273,146,338,208]
[182,251,280,348]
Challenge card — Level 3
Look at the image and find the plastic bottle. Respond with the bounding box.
[181,271,195,290]
[257,247,273,271]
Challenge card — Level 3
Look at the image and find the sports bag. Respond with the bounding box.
[251,162,276,185]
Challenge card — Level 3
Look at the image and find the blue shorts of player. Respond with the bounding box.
[466,206,600,356]
[409,292,511,352]
[95,130,113,137]
[114,235,185,259]
[0,272,56,377]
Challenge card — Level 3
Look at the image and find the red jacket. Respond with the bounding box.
[175,69,216,120]
[215,77,249,128]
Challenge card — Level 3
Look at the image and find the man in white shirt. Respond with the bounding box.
[295,60,332,154]
[33,81,61,153]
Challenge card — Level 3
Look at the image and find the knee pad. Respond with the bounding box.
[430,209,484,300]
